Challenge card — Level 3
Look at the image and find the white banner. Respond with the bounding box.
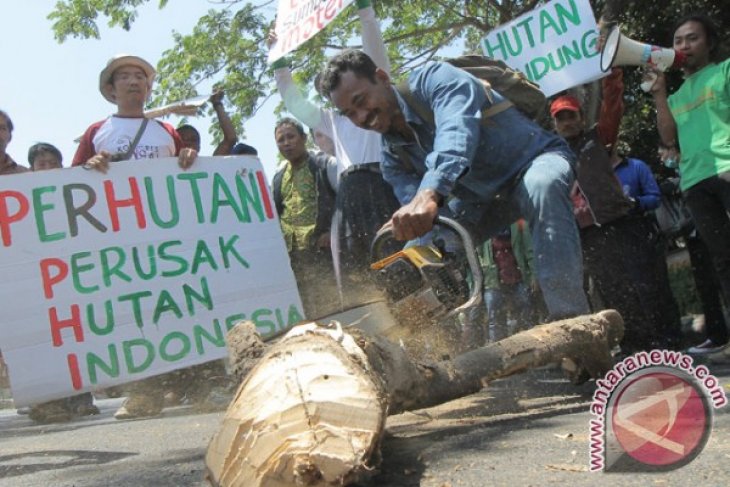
[481,0,605,96]
[0,156,302,406]
[268,0,355,63]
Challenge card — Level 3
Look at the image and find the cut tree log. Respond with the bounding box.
[206,310,623,487]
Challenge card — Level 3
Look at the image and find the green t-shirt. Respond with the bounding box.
[668,58,730,191]
[279,162,318,252]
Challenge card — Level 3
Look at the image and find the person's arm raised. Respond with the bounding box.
[210,91,237,155]
[647,69,679,149]
[596,68,624,146]
[358,0,390,75]
[268,31,328,132]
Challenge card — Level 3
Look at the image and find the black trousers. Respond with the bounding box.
[684,171,730,325]
[289,248,338,320]
[687,234,729,345]
[581,215,683,352]
[333,164,400,305]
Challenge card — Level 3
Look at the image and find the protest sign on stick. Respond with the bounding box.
[0,156,303,406]
[268,0,355,63]
[481,0,604,96]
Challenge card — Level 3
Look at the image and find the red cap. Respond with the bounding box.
[550,95,582,118]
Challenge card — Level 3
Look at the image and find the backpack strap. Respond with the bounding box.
[395,80,435,126]
[395,79,514,126]
[482,99,514,119]
[469,78,515,119]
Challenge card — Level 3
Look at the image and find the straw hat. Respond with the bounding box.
[99,54,156,103]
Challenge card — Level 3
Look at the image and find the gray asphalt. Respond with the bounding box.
[1,359,729,486]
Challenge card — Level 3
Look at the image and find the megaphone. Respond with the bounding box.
[600,26,685,72]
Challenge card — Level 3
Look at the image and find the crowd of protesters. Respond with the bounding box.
[0,53,252,422]
[1,7,728,422]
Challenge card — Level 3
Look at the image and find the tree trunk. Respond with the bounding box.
[206,310,623,487]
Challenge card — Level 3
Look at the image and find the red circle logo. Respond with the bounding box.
[611,371,710,467]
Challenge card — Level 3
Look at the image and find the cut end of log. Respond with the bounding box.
[596,309,624,347]
[208,322,387,487]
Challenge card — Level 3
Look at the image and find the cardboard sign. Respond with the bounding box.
[0,157,303,406]
[268,0,355,63]
[481,0,604,96]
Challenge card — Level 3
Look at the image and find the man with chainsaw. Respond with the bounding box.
[319,50,591,331]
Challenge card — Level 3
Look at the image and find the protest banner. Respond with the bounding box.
[268,0,355,63]
[481,0,604,96]
[0,157,303,406]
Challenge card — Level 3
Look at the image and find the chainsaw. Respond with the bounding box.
[370,216,483,326]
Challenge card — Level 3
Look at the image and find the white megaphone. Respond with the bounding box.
[600,26,686,73]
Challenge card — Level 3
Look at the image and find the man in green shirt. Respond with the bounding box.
[278,156,320,252]
[648,14,730,354]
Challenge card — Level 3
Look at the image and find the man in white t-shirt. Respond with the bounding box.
[270,1,400,307]
[72,54,197,170]
[71,54,204,420]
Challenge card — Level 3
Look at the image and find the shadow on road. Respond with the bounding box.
[366,367,597,486]
[0,449,136,478]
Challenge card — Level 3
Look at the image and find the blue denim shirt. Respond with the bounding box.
[381,62,574,208]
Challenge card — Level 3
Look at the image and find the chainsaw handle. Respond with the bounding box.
[371,216,483,314]
[436,217,484,314]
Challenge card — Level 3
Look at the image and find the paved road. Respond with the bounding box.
[1,356,729,487]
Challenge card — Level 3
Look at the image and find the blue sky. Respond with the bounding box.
[0,2,280,178]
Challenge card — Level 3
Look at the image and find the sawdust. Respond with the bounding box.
[382,309,464,363]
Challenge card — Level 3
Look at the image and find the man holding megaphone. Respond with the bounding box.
[647,14,730,355]
[600,26,686,78]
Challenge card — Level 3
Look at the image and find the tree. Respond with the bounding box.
[48,0,546,144]
[50,0,728,164]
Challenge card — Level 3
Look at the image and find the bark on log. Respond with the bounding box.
[226,321,267,384]
[207,310,623,487]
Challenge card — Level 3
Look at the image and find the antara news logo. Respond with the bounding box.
[589,349,727,472]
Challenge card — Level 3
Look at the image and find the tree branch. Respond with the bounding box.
[386,20,470,45]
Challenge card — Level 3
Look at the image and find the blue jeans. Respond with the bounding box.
[484,283,534,341]
[451,152,590,320]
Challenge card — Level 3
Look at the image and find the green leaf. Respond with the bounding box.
[47,0,730,160]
